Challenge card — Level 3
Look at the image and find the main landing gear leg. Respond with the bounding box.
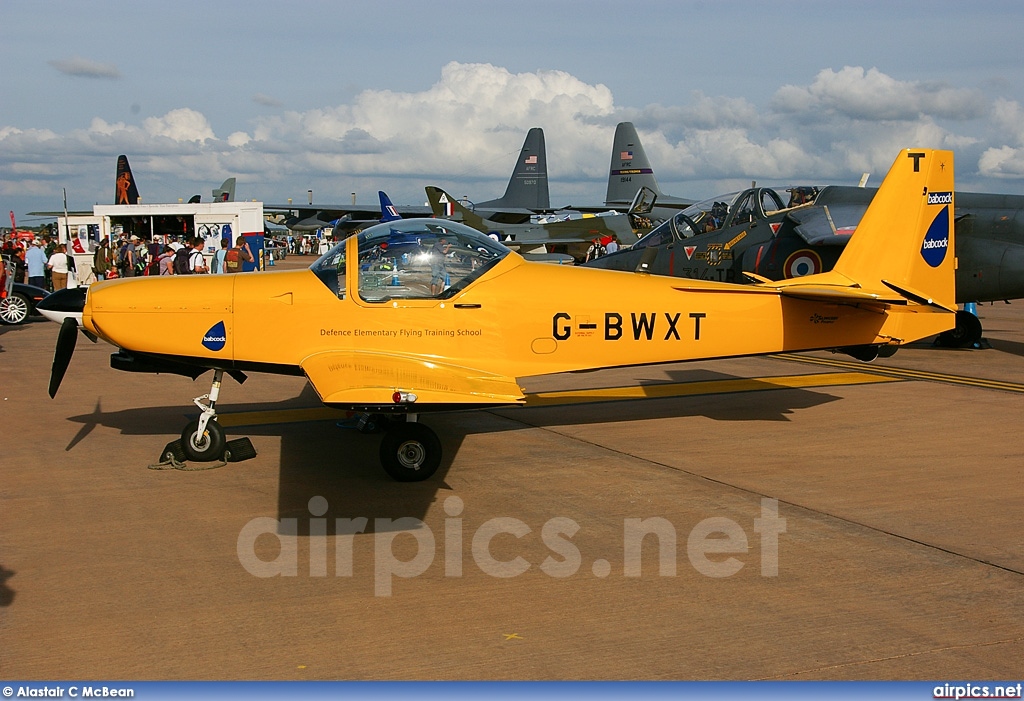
[378,414,442,482]
[181,369,227,462]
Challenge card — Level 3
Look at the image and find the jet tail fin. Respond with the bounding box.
[378,191,402,222]
[474,127,550,211]
[425,186,491,231]
[213,177,236,202]
[605,122,664,206]
[115,155,140,205]
[772,149,956,313]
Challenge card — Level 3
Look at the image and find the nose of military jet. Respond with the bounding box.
[36,286,87,324]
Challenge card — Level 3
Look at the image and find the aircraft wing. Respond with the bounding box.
[265,203,435,231]
[301,350,526,410]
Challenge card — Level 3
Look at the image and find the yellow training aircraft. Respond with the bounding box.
[41,149,956,481]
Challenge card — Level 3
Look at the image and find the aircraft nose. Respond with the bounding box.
[35,286,87,323]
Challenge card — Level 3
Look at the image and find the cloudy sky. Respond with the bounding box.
[3,0,1024,221]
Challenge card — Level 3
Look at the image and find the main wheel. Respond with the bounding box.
[379,423,441,482]
[936,309,983,348]
[0,292,30,325]
[181,418,226,462]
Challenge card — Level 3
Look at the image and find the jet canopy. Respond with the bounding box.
[311,218,511,302]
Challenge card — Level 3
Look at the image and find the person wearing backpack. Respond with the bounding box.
[189,238,209,274]
[173,238,194,275]
[224,236,254,273]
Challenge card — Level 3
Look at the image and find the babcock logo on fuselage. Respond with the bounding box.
[920,205,950,268]
[202,321,227,351]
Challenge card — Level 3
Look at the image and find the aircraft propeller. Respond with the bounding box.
[49,317,79,398]
[36,287,88,398]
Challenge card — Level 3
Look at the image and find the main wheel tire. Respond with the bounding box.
[379,423,441,482]
[936,309,984,348]
[0,292,31,325]
[181,418,226,462]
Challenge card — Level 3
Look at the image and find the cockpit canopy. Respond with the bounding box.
[311,219,510,302]
[630,186,821,251]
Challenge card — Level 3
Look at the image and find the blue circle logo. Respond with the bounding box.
[202,321,227,351]
[920,206,950,268]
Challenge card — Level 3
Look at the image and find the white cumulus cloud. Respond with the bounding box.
[3,62,1024,210]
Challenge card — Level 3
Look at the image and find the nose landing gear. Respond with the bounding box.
[181,370,228,462]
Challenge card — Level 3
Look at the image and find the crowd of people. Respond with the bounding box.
[2,233,79,292]
[1,232,255,292]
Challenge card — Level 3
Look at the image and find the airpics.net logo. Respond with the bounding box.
[201,321,227,351]
[236,496,787,597]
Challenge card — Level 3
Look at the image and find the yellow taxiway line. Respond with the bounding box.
[772,353,1024,393]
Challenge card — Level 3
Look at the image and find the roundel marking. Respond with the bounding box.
[783,249,822,278]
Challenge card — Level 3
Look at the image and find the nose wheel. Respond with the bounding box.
[378,418,441,482]
[181,418,226,462]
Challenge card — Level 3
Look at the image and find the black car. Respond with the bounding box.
[1,255,50,325]
[0,281,49,325]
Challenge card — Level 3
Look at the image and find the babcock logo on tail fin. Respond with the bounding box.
[920,206,950,268]
[202,321,227,351]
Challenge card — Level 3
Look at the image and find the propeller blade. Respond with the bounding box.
[49,317,79,398]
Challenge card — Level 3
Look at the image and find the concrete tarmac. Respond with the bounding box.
[1,267,1022,680]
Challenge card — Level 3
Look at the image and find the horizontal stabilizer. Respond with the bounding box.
[881,279,957,312]
[776,282,905,306]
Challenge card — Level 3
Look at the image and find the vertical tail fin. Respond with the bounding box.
[833,149,955,311]
[115,155,140,205]
[213,177,236,202]
[378,191,402,222]
[605,122,663,206]
[776,149,956,312]
[475,127,549,211]
[425,186,492,232]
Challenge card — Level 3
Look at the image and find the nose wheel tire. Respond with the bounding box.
[181,418,226,462]
[0,292,30,325]
[379,422,441,482]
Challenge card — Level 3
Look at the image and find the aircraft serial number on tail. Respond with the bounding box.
[552,312,706,341]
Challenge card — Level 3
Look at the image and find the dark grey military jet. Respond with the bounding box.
[584,184,1024,347]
